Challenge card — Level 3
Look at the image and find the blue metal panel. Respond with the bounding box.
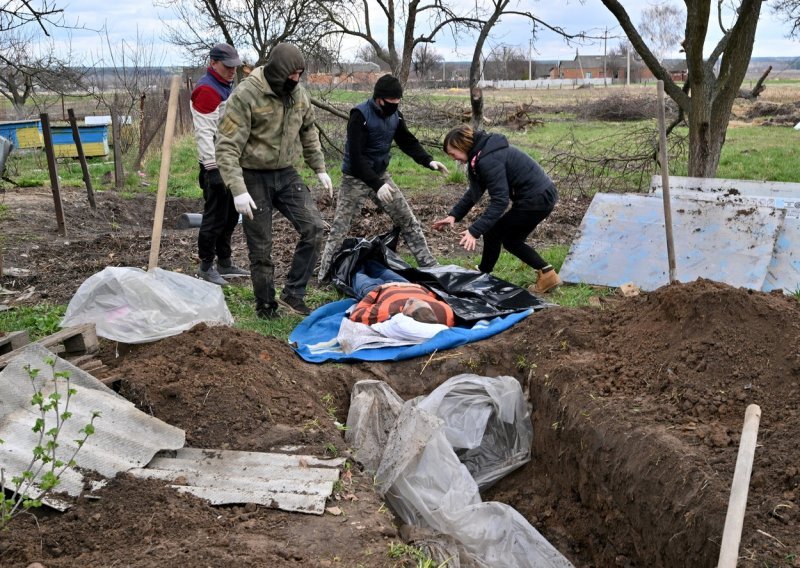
[560,193,783,292]
[651,178,800,294]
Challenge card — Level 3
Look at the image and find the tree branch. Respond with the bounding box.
[600,0,689,110]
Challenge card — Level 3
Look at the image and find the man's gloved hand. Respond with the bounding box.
[317,172,334,199]
[376,183,396,204]
[206,167,226,190]
[233,192,257,220]
[429,161,450,175]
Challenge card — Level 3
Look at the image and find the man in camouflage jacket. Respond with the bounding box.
[216,43,334,319]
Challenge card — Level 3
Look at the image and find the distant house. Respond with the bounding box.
[551,54,614,80]
[331,61,382,74]
[532,61,558,79]
[661,58,689,82]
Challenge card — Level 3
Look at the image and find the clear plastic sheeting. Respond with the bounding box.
[344,380,404,472]
[349,375,572,568]
[61,267,234,344]
[416,374,533,489]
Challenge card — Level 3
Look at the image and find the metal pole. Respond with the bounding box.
[656,80,677,284]
[39,113,67,236]
[627,44,631,86]
[603,27,608,87]
[147,75,182,271]
[67,109,96,209]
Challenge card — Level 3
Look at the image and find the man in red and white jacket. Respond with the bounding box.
[192,43,249,285]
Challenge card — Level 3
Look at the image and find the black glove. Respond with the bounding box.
[205,167,226,191]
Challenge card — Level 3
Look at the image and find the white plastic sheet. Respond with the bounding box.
[416,374,533,489]
[61,267,234,344]
[344,380,404,472]
[349,375,572,568]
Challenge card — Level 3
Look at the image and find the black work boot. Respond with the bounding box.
[277,293,311,316]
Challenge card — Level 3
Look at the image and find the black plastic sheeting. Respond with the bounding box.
[328,230,549,323]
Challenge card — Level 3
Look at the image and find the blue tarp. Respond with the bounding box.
[289,299,535,364]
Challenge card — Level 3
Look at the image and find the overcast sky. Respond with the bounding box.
[48,0,799,67]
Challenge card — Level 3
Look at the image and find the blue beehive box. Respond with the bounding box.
[0,119,44,149]
[50,124,109,157]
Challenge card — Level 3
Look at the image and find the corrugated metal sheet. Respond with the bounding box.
[559,193,784,292]
[650,176,800,293]
[130,448,345,514]
[0,344,185,510]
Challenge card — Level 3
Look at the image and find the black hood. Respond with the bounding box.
[264,43,305,96]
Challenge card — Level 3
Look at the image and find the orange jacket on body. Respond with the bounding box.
[349,283,455,326]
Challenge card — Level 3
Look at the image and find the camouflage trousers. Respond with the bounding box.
[318,173,436,279]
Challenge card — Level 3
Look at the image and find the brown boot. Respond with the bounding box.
[529,269,562,294]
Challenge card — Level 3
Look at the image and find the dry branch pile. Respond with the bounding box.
[542,124,687,197]
[575,92,678,122]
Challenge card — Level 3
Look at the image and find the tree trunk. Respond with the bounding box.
[470,87,484,130]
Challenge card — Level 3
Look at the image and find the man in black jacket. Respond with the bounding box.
[317,74,449,280]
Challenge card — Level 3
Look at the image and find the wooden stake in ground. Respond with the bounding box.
[656,80,677,284]
[67,109,97,209]
[717,404,761,568]
[147,75,182,272]
[40,112,67,237]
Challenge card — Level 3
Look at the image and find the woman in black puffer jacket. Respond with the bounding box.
[432,124,562,294]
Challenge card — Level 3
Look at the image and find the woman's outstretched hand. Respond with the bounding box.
[432,215,455,231]
[459,230,477,251]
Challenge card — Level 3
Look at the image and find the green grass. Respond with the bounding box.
[0,304,66,340]
[142,134,202,198]
[715,125,800,182]
[222,283,342,341]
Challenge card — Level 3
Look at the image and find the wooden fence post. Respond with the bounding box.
[39,113,67,236]
[67,109,96,209]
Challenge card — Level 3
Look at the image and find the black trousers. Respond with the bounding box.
[197,164,240,265]
[241,167,325,311]
[478,207,552,273]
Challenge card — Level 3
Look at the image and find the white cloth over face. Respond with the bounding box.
[335,313,448,354]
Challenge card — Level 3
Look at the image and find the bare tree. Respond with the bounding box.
[355,44,391,71]
[412,44,444,79]
[773,0,800,37]
[85,29,171,184]
[467,0,584,128]
[638,4,684,63]
[157,0,344,67]
[0,29,85,118]
[316,0,481,82]
[0,0,64,35]
[484,45,527,80]
[601,0,766,177]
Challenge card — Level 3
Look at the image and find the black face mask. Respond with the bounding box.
[283,78,298,93]
[380,101,399,117]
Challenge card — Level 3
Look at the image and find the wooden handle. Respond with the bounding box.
[148,75,182,271]
[656,80,677,284]
[717,404,761,568]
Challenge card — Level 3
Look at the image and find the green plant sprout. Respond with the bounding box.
[0,357,100,529]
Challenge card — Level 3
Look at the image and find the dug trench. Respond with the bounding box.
[1,188,798,566]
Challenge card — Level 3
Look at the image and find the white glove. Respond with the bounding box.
[233,192,257,220]
[376,183,396,204]
[317,172,333,199]
[429,161,450,175]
